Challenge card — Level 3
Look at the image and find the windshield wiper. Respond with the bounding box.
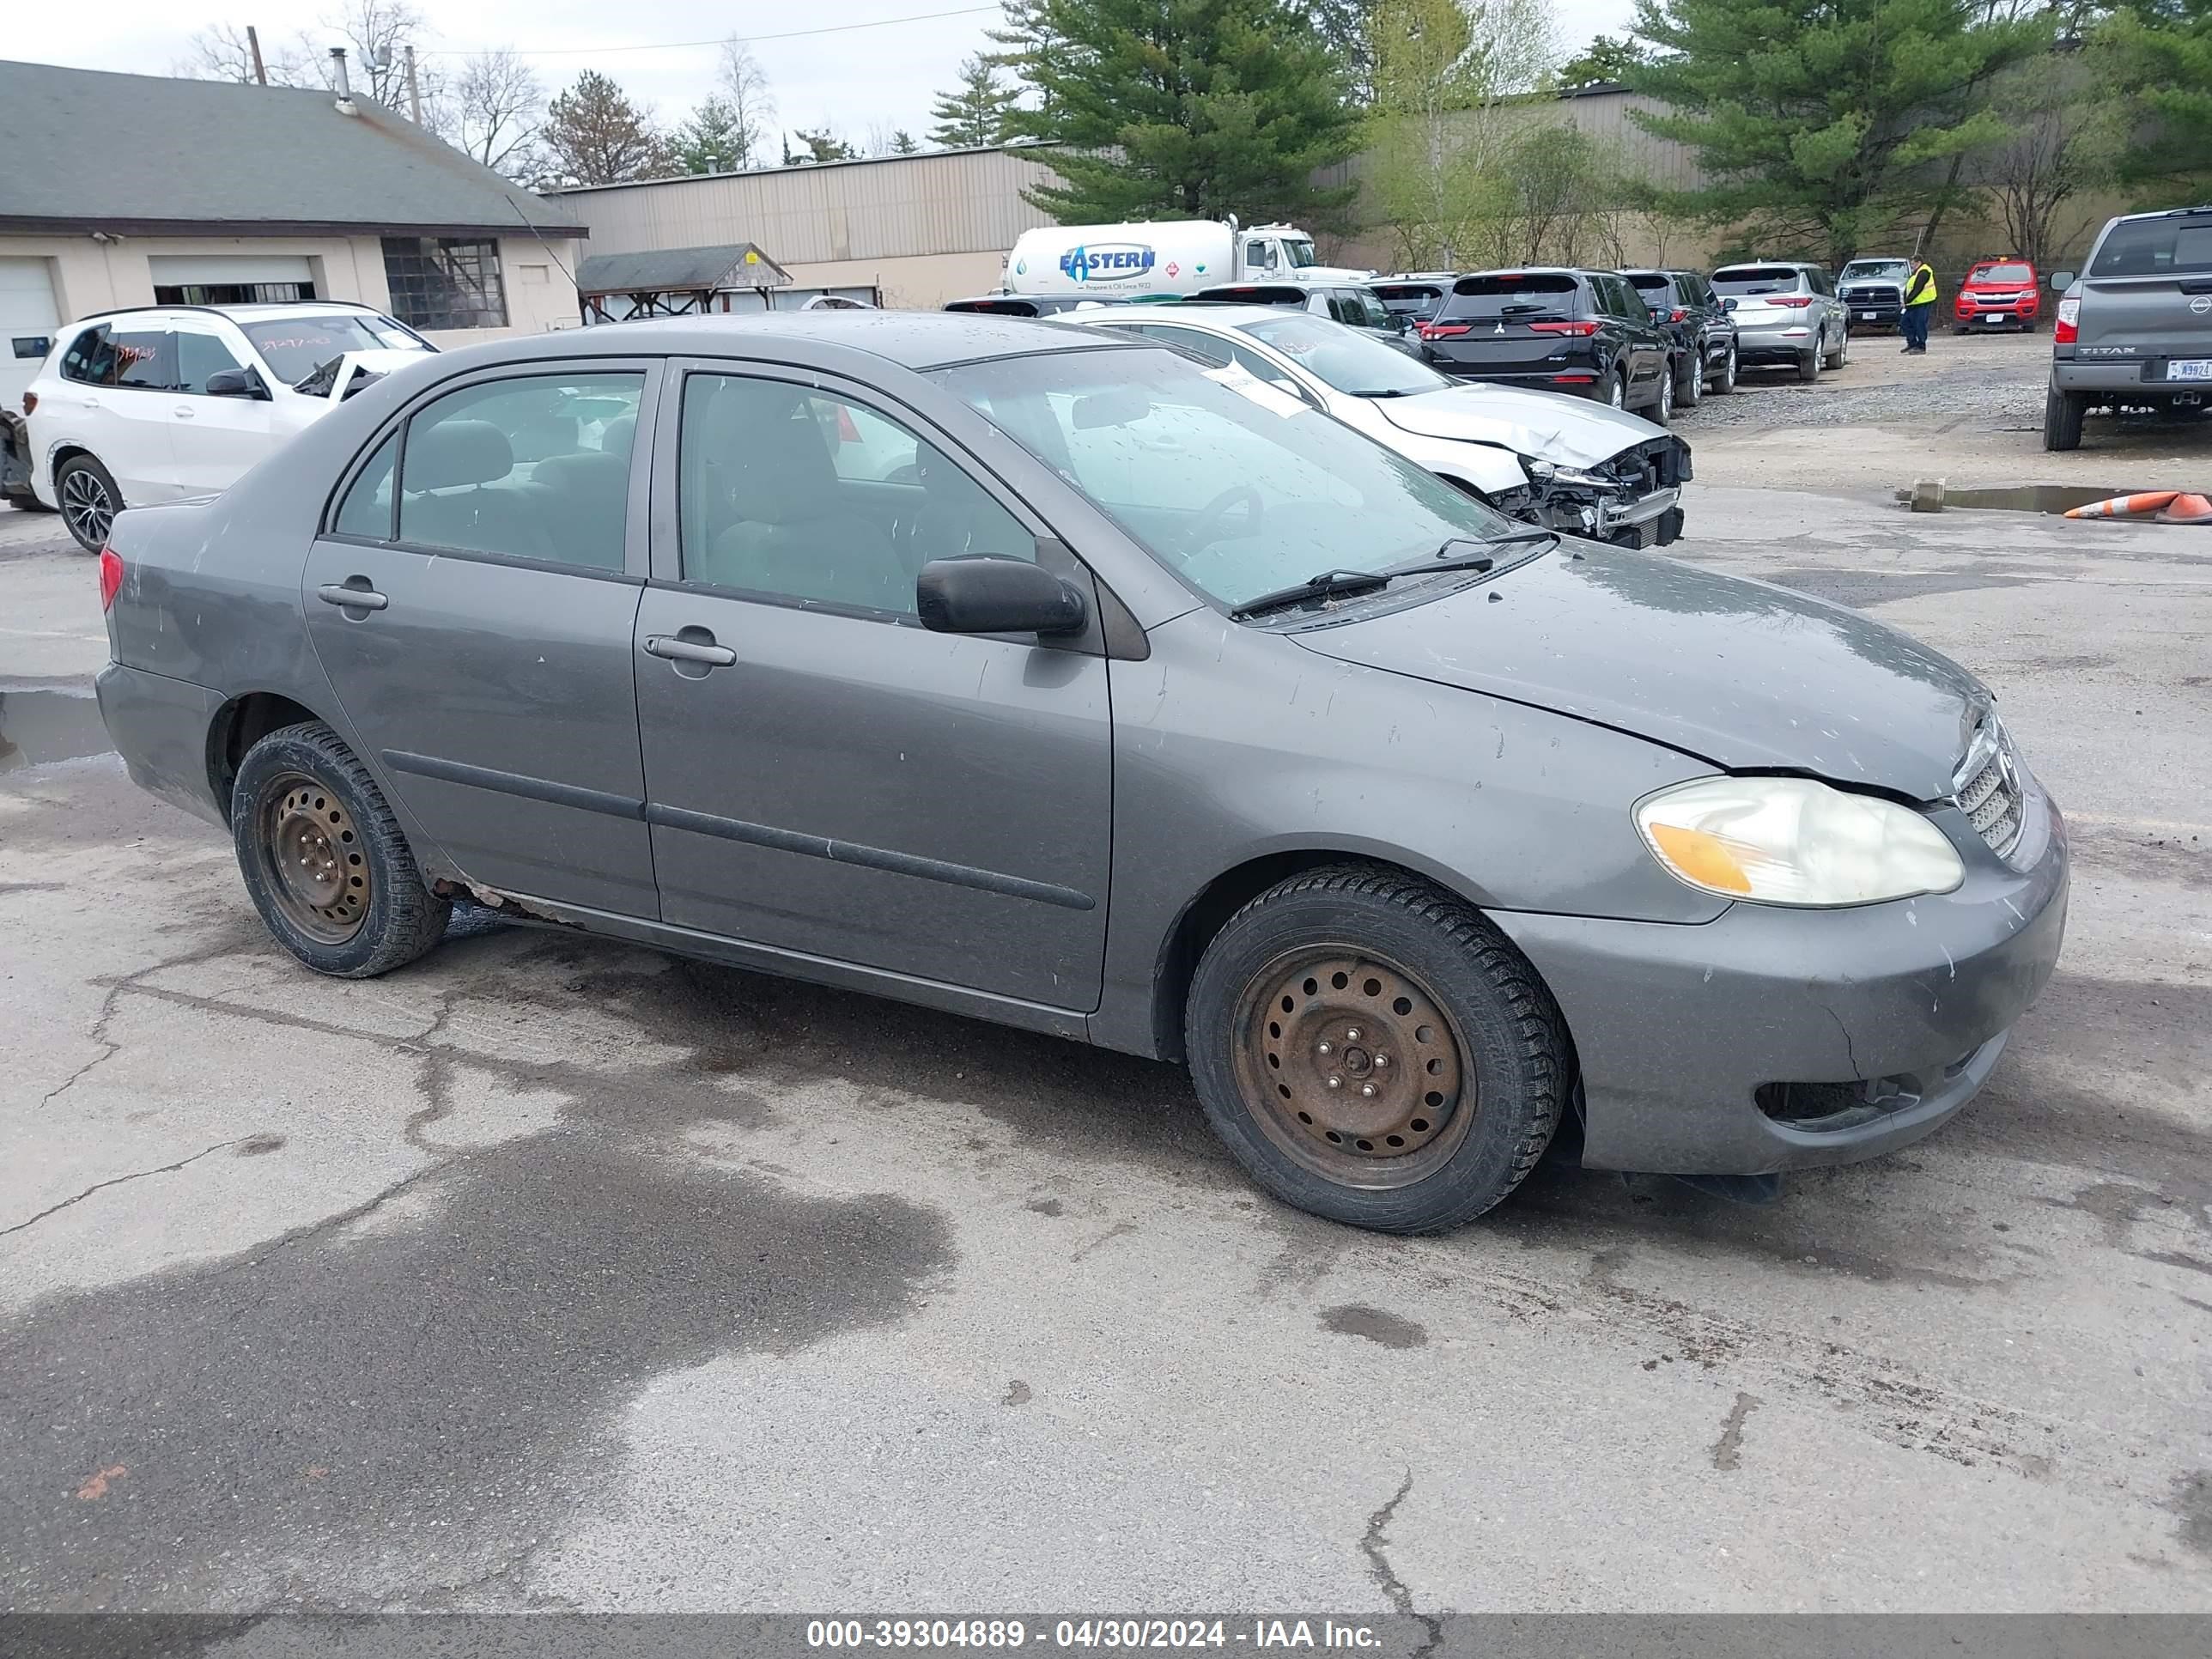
[1377,531,1553,582]
[1231,568,1394,619]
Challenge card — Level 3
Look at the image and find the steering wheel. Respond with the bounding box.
[1184,484,1265,556]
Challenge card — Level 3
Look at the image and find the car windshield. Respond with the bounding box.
[243,313,428,384]
[1282,240,1319,269]
[2089,214,2212,277]
[1840,260,1910,282]
[932,346,1519,613]
[1443,273,1580,319]
[1235,313,1449,397]
[1972,263,2035,283]
[1712,267,1806,295]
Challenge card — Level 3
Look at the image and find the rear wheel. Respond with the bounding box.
[232,720,451,977]
[1796,348,1820,382]
[2044,386,2086,452]
[54,453,120,553]
[1185,866,1571,1234]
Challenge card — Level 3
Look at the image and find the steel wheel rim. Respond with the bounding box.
[1659,374,1674,419]
[61,468,113,546]
[1691,356,1705,398]
[1233,946,1475,1190]
[1609,375,1626,409]
[257,771,369,945]
[1725,345,1737,383]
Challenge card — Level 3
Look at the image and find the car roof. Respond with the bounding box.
[70,300,393,327]
[1714,260,1818,272]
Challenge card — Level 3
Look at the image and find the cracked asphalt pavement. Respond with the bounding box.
[2,477,2209,1614]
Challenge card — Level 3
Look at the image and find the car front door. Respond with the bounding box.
[633,363,1114,1010]
[170,321,277,496]
[303,362,660,918]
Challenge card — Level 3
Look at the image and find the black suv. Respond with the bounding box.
[1370,275,1457,332]
[1620,268,1739,404]
[1417,268,1676,418]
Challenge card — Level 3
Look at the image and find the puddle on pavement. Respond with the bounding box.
[0,690,113,771]
[1931,483,2151,515]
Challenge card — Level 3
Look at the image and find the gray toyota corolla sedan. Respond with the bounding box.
[93,313,2067,1234]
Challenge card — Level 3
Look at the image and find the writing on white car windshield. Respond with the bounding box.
[242,315,429,385]
[1236,313,1447,398]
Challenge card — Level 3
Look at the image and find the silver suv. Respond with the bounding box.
[2045,205,2212,451]
[1710,261,1850,380]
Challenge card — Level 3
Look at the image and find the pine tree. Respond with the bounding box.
[671,96,749,173]
[541,70,666,185]
[997,0,1361,226]
[2103,0,2212,200]
[1626,0,2053,264]
[890,129,922,154]
[929,53,1023,148]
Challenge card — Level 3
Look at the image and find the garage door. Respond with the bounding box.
[0,258,60,416]
[146,254,318,307]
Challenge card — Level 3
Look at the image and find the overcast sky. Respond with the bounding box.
[7,0,1641,158]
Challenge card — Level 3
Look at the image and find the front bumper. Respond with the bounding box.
[94,661,229,830]
[1957,299,2038,325]
[1844,301,1904,327]
[1491,779,2069,1176]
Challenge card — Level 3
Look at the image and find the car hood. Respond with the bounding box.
[1292,543,1984,799]
[1374,384,1668,466]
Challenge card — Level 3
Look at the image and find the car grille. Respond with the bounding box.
[1953,718,2025,859]
[1841,284,1900,307]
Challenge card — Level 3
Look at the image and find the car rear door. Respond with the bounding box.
[170,320,278,496]
[2075,210,2212,381]
[51,323,182,504]
[632,362,1113,1010]
[303,360,660,918]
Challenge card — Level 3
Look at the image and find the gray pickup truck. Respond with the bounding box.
[2045,204,2212,451]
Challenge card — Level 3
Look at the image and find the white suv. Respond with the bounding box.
[23,301,434,550]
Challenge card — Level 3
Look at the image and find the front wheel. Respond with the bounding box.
[1711,342,1738,394]
[1650,364,1674,424]
[232,720,452,977]
[54,453,121,553]
[1185,866,1571,1234]
[1677,350,1705,408]
[1824,328,1849,370]
[1606,368,1628,410]
[2044,386,2086,452]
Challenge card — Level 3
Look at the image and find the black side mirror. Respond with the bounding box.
[917,556,1088,637]
[204,367,270,400]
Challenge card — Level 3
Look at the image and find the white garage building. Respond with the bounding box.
[0,60,587,413]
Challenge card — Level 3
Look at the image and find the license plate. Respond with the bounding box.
[2169,359,2212,381]
[1858,311,1876,320]
[1982,313,2006,324]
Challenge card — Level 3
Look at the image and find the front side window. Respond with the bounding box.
[1247,240,1278,270]
[933,347,1516,613]
[396,372,641,570]
[380,238,508,330]
[174,331,247,395]
[679,373,1030,616]
[1358,291,1394,331]
[244,313,429,386]
[1237,313,1448,398]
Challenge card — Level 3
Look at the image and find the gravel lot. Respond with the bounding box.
[1,386,2209,1618]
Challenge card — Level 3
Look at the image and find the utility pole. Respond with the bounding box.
[246,25,267,86]
[404,44,422,124]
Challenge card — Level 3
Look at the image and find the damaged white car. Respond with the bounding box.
[1064,303,1689,548]
[21,301,436,551]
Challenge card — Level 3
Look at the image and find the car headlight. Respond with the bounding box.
[1524,457,1614,489]
[1635,776,1964,907]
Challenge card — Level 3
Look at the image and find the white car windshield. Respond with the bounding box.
[1235,313,1448,398]
[1841,260,1910,282]
[243,314,429,385]
[933,347,1519,613]
[1282,240,1319,269]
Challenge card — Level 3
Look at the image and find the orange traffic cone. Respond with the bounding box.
[2063,491,2180,520]
[2156,493,2212,523]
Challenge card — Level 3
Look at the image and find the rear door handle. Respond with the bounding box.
[317,582,388,611]
[645,633,737,667]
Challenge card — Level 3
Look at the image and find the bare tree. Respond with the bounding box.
[177,23,315,87]
[296,2,442,112]
[715,38,776,171]
[436,49,546,179]
[1972,52,2123,275]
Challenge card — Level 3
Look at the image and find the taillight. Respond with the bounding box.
[99,545,125,611]
[2054,297,2079,343]
[21,390,35,416]
[1420,322,1471,338]
[1770,295,1815,308]
[1670,307,1687,323]
[1528,320,1601,336]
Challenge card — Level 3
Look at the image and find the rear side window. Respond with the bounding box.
[1972,262,2034,284]
[1712,266,1807,296]
[1443,273,1582,319]
[2087,216,2212,277]
[64,326,178,390]
[60,326,109,383]
[396,372,642,571]
[1326,292,1362,325]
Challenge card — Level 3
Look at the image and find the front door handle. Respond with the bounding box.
[317,581,388,611]
[173,404,196,420]
[645,633,737,667]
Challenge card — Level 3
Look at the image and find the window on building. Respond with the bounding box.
[380,237,509,330]
[153,282,319,306]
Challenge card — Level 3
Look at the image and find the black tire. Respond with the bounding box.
[1711,342,1738,394]
[1185,865,1571,1235]
[54,453,121,553]
[1648,365,1674,425]
[1823,327,1849,370]
[1796,348,1820,382]
[1676,349,1704,408]
[1605,367,1629,410]
[2044,386,2085,452]
[231,720,451,977]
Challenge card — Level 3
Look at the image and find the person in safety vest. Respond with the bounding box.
[1900,259,1938,354]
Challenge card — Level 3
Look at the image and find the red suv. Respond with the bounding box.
[1954,259,2041,332]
